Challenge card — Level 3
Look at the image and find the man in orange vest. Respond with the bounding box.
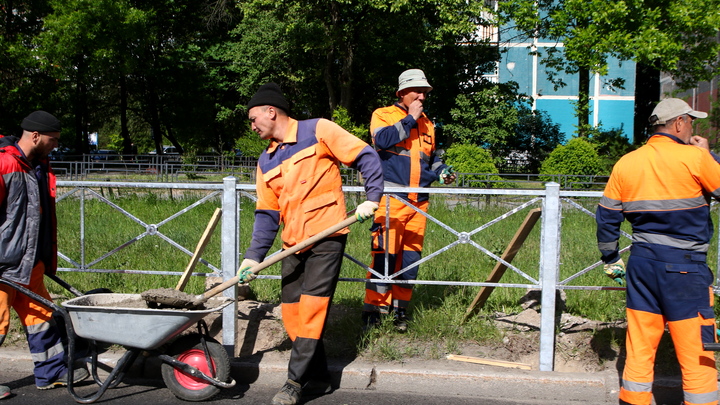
[597,98,720,405]
[362,69,456,332]
[239,83,383,405]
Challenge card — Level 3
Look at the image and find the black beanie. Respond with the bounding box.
[247,82,290,114]
[21,110,62,132]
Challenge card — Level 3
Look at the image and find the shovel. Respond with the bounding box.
[142,215,358,309]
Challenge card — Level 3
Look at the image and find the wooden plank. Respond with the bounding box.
[446,354,532,370]
[461,208,542,323]
[175,208,222,292]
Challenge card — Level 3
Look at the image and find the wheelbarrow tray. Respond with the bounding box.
[63,293,232,350]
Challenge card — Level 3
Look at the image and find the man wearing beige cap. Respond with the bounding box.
[362,69,456,332]
[596,98,720,405]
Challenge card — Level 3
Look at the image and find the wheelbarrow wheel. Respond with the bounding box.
[161,334,230,402]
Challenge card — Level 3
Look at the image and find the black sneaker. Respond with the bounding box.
[394,309,409,333]
[271,379,302,405]
[36,367,89,390]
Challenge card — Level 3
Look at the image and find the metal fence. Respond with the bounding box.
[51,156,610,191]
[53,178,668,371]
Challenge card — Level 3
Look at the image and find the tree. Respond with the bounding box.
[0,0,60,134]
[220,0,498,128]
[499,0,720,139]
[38,0,240,154]
[510,106,564,173]
[443,81,565,173]
[444,83,521,156]
[587,126,636,173]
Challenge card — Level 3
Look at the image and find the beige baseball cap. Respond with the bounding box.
[397,69,432,93]
[649,98,707,125]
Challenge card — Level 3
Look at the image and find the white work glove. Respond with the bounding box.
[603,259,626,286]
[237,258,259,284]
[355,201,379,223]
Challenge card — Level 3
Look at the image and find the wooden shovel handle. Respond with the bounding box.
[195,215,358,303]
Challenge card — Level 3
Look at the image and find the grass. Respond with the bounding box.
[7,187,719,366]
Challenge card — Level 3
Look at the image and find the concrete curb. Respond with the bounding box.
[0,347,671,404]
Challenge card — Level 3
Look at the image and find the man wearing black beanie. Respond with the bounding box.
[0,111,88,397]
[237,83,384,405]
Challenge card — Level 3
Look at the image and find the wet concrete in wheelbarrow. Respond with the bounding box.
[140,288,205,309]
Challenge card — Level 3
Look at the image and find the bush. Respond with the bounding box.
[444,144,508,188]
[539,137,604,188]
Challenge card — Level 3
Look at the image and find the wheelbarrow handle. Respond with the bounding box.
[195,215,358,304]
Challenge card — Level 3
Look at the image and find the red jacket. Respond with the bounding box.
[0,135,58,284]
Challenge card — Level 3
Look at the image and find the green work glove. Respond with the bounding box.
[439,165,456,184]
[237,258,259,284]
[603,259,626,286]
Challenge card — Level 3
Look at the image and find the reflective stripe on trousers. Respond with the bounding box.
[0,262,67,386]
[364,197,428,312]
[280,235,346,384]
[620,254,718,405]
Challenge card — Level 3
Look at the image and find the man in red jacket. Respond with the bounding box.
[0,111,88,398]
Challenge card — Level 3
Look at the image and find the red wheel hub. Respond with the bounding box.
[174,349,216,390]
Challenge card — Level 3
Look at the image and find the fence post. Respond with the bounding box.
[221,176,239,355]
[539,182,561,371]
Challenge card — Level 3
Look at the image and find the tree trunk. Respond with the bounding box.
[119,75,132,154]
[74,57,89,153]
[148,85,163,154]
[576,67,591,137]
[338,42,353,111]
[633,63,660,144]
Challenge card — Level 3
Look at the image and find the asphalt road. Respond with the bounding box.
[0,369,588,405]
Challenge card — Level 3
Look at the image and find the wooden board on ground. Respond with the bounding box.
[461,208,542,323]
[446,354,532,370]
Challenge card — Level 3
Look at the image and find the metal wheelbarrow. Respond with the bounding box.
[0,278,235,403]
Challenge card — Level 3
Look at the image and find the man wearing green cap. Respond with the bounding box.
[0,111,88,399]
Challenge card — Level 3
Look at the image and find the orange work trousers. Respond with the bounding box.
[0,262,67,386]
[620,254,717,405]
[364,196,428,313]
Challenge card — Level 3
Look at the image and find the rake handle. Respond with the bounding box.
[194,215,358,304]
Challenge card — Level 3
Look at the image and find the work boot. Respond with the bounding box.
[0,385,10,400]
[36,366,89,390]
[394,308,409,333]
[271,379,302,405]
